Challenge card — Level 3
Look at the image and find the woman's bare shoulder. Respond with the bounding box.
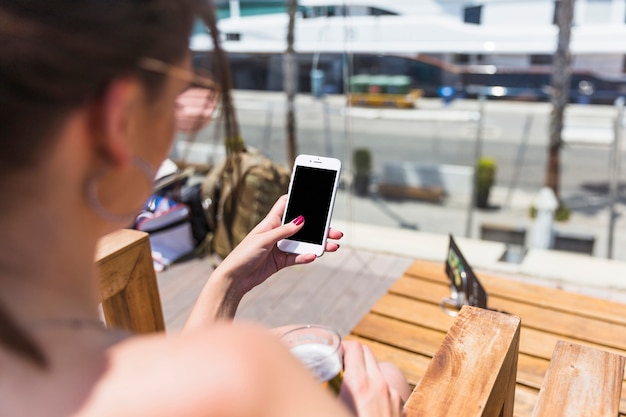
[84,322,281,417]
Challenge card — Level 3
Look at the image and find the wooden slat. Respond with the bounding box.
[487,296,626,351]
[403,259,626,325]
[371,293,456,331]
[390,274,626,352]
[376,184,445,202]
[379,284,626,366]
[532,341,625,417]
[406,306,521,417]
[514,385,541,417]
[352,313,447,357]
[515,354,548,390]
[95,229,165,333]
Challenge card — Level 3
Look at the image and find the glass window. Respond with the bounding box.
[183,0,626,271]
[455,54,471,64]
[530,54,553,65]
[464,5,483,24]
[346,6,370,17]
[585,0,612,25]
[370,7,398,16]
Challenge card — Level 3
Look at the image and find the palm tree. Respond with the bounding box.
[285,0,298,168]
[546,0,574,204]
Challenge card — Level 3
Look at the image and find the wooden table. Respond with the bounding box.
[348,259,626,417]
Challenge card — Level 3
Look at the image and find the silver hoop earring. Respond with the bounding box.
[86,156,156,224]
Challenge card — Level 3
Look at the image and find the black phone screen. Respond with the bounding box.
[284,165,338,244]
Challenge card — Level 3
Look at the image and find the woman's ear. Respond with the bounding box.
[91,77,143,169]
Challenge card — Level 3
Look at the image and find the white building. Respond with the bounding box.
[191,0,626,100]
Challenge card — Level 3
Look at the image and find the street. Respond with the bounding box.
[220,92,622,198]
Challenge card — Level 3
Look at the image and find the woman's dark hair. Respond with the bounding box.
[0,0,199,171]
[0,0,202,367]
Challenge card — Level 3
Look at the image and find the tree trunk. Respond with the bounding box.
[285,0,298,168]
[546,0,574,201]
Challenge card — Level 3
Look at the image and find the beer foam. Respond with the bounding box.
[291,344,342,382]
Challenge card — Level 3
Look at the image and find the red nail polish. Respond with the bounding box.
[293,215,304,226]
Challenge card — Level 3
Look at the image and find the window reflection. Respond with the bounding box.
[182,0,626,261]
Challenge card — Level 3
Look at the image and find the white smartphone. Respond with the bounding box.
[278,154,342,257]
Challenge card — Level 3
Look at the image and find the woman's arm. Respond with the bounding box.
[184,195,342,328]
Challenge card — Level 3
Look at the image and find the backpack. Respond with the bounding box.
[200,149,290,259]
[190,6,291,259]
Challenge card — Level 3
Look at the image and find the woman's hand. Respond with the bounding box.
[339,341,406,417]
[215,195,342,294]
[184,195,342,327]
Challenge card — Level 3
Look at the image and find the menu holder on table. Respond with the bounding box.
[441,235,488,316]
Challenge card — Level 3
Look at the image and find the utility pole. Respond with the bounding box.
[608,97,625,259]
[285,0,298,167]
[546,0,574,203]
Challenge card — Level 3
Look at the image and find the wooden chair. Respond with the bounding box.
[411,315,626,417]
[95,229,165,333]
[531,341,625,417]
[406,306,521,417]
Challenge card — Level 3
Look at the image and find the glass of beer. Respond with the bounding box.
[280,324,344,395]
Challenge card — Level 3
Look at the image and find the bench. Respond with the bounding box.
[376,183,445,202]
[377,162,473,202]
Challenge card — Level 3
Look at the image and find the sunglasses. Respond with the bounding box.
[139,56,220,134]
[139,57,220,91]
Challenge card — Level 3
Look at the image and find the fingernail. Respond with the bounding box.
[293,215,304,226]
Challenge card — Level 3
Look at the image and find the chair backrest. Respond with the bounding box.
[406,306,521,417]
[95,229,165,333]
[531,341,625,417]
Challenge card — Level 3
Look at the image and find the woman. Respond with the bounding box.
[0,1,408,416]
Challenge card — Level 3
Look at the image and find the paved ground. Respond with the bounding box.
[157,247,413,335]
